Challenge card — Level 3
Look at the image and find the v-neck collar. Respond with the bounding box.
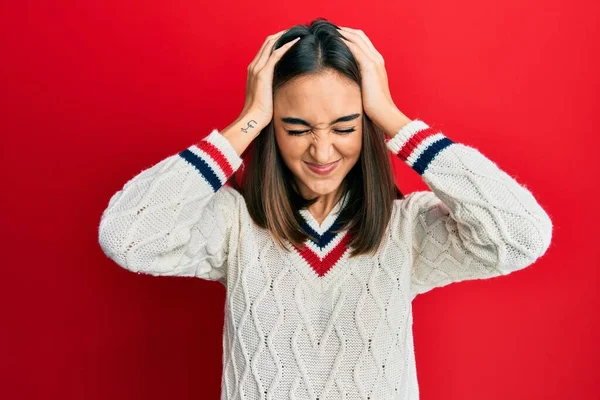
[297,192,349,236]
[287,192,354,289]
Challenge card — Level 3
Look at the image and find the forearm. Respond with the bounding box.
[220,112,269,156]
[377,107,413,139]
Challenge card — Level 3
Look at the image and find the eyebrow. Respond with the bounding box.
[280,113,361,127]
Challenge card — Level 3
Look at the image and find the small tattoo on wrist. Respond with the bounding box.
[240,120,257,133]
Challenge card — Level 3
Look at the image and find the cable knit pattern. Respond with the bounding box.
[98,120,553,399]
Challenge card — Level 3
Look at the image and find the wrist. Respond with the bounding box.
[237,109,271,133]
[220,112,269,157]
[378,108,412,138]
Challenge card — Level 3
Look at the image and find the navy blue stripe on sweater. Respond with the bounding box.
[412,137,454,175]
[301,218,345,249]
[178,149,221,192]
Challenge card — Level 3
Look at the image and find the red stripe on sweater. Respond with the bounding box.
[295,233,352,277]
[195,140,234,178]
[397,127,440,162]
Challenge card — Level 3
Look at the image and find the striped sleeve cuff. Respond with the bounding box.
[386,119,454,175]
[177,129,244,192]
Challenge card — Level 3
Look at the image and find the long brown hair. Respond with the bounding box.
[229,18,405,257]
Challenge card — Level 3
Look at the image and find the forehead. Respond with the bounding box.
[274,71,362,124]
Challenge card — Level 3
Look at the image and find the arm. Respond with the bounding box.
[98,127,246,285]
[387,120,553,300]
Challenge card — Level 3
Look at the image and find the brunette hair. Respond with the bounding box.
[229,17,405,257]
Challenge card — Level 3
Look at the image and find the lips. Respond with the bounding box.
[305,159,341,175]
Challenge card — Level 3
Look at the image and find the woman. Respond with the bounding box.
[98,18,552,400]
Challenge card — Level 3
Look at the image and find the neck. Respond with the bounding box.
[304,186,345,225]
[293,177,347,225]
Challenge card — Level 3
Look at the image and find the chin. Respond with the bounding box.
[301,178,343,198]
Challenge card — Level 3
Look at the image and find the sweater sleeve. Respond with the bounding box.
[98,129,244,285]
[386,120,553,300]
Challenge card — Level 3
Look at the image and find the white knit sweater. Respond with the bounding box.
[98,119,553,400]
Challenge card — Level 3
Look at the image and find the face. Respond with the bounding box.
[273,69,363,201]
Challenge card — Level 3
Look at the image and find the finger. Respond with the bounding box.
[249,30,288,70]
[249,31,286,70]
[341,36,376,69]
[340,27,382,63]
[246,31,287,103]
[339,27,377,52]
[257,36,300,72]
[339,27,384,63]
[252,34,289,73]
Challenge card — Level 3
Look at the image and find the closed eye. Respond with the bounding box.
[286,128,356,136]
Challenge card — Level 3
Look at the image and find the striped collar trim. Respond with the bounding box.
[294,193,352,278]
[298,191,349,236]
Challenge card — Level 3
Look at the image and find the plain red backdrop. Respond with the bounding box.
[1,0,598,399]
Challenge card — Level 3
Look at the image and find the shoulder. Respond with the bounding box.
[390,191,449,235]
[205,184,248,223]
[392,190,439,217]
[215,184,245,203]
[386,191,441,250]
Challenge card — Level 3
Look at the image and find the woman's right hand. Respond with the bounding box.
[239,31,300,129]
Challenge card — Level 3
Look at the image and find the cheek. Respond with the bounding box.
[339,132,363,159]
[275,136,306,167]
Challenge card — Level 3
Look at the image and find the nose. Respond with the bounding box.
[308,130,337,164]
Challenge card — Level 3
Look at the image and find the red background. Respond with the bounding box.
[1,1,598,399]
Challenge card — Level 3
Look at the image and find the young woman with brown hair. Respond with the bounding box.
[98,18,552,400]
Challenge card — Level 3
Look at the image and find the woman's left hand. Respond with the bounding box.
[338,26,412,138]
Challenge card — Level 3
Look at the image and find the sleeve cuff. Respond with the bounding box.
[177,129,244,192]
[385,119,431,154]
[386,119,454,175]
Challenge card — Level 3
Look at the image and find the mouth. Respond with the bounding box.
[304,159,341,175]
